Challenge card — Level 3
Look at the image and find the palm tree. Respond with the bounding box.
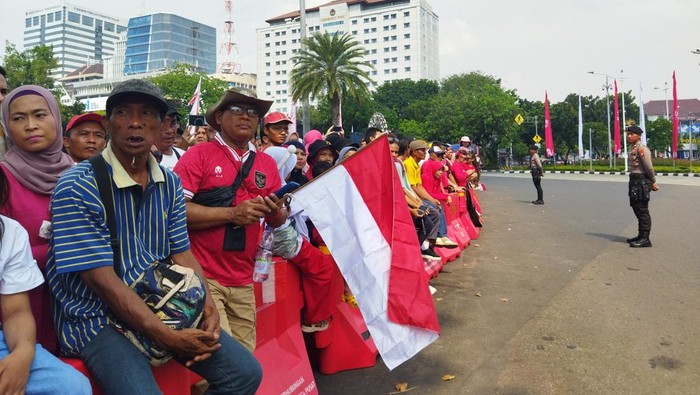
[290,31,374,127]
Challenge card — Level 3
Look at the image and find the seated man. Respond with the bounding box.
[47,79,262,395]
[63,113,107,163]
[0,180,91,394]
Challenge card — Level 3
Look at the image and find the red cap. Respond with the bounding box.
[264,111,292,126]
[65,113,105,135]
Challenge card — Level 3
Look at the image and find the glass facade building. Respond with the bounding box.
[24,3,126,78]
[124,14,216,75]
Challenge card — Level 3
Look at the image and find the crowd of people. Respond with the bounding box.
[0,70,484,394]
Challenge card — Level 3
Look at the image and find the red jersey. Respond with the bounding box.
[173,135,281,286]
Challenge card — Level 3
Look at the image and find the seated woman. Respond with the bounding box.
[0,85,74,353]
[0,170,91,394]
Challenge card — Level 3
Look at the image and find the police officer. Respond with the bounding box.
[626,125,659,247]
[529,144,544,204]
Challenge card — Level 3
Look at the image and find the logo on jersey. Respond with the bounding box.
[254,171,267,189]
[215,166,223,178]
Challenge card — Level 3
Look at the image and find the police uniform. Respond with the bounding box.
[626,126,656,247]
[529,145,544,204]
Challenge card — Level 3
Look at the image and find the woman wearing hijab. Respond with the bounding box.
[0,85,74,353]
[303,129,323,155]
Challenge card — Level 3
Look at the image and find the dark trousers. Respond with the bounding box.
[629,176,652,233]
[532,175,543,201]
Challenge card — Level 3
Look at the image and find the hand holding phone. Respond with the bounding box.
[274,181,300,199]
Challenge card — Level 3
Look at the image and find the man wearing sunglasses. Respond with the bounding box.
[173,88,288,353]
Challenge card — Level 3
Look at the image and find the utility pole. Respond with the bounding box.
[299,0,310,136]
[589,71,614,168]
[620,69,628,172]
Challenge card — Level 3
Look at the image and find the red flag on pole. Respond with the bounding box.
[544,91,555,157]
[672,71,679,159]
[613,80,621,154]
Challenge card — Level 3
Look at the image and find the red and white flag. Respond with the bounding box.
[613,80,621,154]
[291,135,440,370]
[544,91,555,157]
[672,71,679,159]
[188,77,202,136]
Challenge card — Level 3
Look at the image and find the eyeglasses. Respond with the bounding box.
[227,105,260,118]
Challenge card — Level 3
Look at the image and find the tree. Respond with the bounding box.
[372,79,439,120]
[646,117,673,155]
[289,32,374,127]
[2,42,58,90]
[148,63,229,116]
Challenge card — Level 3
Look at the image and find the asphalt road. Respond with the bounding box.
[313,173,700,395]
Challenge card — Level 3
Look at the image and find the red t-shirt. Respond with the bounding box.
[173,136,281,286]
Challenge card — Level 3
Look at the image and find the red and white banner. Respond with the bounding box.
[613,80,621,154]
[672,71,679,159]
[544,91,555,157]
[291,135,440,370]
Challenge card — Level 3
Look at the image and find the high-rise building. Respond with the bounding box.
[24,2,127,79]
[124,14,217,75]
[257,0,439,112]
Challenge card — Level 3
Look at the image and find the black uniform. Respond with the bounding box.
[628,140,655,247]
[529,148,544,204]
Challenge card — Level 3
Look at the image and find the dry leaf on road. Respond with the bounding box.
[441,374,456,381]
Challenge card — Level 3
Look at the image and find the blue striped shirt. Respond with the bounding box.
[46,144,190,356]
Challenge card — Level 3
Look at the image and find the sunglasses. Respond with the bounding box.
[227,105,260,118]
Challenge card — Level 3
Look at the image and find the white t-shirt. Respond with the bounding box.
[160,147,186,170]
[0,215,44,295]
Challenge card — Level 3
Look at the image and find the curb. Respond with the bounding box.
[484,170,700,177]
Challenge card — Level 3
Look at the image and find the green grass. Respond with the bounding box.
[499,159,696,173]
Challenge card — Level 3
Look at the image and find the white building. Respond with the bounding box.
[24,2,126,79]
[256,0,439,112]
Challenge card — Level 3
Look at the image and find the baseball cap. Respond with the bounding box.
[65,113,104,135]
[106,79,169,118]
[264,112,292,126]
[206,87,274,131]
[626,125,644,135]
[428,145,444,155]
[408,140,428,150]
[460,136,471,143]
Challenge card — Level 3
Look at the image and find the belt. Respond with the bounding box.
[629,173,647,179]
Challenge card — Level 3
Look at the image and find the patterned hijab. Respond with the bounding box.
[1,85,73,195]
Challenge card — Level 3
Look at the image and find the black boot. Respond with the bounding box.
[626,234,640,243]
[630,231,652,248]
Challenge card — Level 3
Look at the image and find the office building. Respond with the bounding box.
[24,2,127,79]
[124,14,217,75]
[257,0,439,112]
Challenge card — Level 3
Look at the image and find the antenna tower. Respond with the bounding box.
[219,0,241,74]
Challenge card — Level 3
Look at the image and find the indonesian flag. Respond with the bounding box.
[613,80,621,154]
[291,135,440,370]
[188,77,202,136]
[544,91,555,157]
[672,71,679,159]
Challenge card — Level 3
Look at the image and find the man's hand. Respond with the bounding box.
[0,345,33,395]
[651,182,659,191]
[198,297,221,336]
[230,196,273,225]
[161,328,222,367]
[409,207,424,218]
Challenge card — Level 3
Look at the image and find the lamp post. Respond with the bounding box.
[588,71,613,168]
[653,82,669,119]
[299,0,310,136]
[589,128,594,173]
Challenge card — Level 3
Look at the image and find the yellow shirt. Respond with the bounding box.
[403,156,421,186]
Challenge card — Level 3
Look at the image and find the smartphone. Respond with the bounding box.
[274,181,300,199]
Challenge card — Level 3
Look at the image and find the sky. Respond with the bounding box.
[2,0,699,106]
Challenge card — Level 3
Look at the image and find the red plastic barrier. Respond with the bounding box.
[254,258,318,395]
[435,199,461,262]
[444,193,470,250]
[308,263,378,374]
[60,358,194,395]
[457,192,480,240]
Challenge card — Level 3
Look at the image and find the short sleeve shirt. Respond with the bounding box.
[173,134,281,287]
[47,143,190,356]
[0,215,44,295]
[403,156,422,187]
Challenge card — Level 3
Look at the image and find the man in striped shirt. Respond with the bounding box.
[46,79,261,395]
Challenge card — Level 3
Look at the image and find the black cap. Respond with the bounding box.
[106,79,169,118]
[529,144,539,150]
[284,140,305,152]
[307,140,338,164]
[332,137,359,152]
[626,125,644,135]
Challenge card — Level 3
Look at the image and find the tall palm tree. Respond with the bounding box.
[290,31,374,127]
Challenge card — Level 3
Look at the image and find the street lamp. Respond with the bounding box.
[620,69,628,173]
[588,71,613,168]
[653,82,670,119]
